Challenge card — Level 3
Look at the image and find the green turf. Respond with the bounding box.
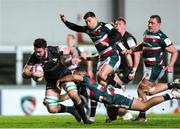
[0,114,180,128]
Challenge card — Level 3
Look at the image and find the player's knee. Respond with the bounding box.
[97,72,106,81]
[47,106,59,114]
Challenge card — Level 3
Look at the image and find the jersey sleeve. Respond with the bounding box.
[127,37,137,48]
[161,33,172,48]
[57,46,64,55]
[126,33,137,48]
[104,23,122,45]
[26,53,37,65]
[64,21,87,32]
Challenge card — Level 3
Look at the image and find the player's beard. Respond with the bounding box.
[36,51,46,60]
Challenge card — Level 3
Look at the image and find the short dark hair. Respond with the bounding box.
[33,38,47,48]
[150,15,161,23]
[83,11,96,19]
[116,17,126,24]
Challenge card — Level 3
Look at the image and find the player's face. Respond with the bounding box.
[85,17,97,29]
[115,21,126,32]
[148,18,160,33]
[66,35,75,47]
[34,48,46,59]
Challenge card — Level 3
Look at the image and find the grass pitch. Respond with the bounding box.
[0,114,180,128]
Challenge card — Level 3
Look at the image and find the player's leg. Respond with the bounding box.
[44,88,81,122]
[134,66,165,122]
[135,66,180,122]
[89,99,98,122]
[96,54,120,87]
[130,90,180,111]
[96,63,114,86]
[106,66,133,122]
[62,81,92,124]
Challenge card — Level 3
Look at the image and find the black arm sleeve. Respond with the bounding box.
[108,28,122,45]
[63,21,86,32]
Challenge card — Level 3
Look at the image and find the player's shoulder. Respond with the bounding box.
[47,46,59,52]
[47,46,62,56]
[103,22,114,30]
[124,31,134,38]
[157,30,168,38]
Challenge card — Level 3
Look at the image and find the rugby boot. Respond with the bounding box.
[171,89,180,99]
[133,116,147,122]
[69,107,81,122]
[168,79,180,89]
[172,79,180,89]
[133,112,147,122]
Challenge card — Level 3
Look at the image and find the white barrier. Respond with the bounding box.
[0,87,178,115]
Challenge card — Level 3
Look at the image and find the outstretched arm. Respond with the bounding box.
[60,13,86,32]
[56,74,84,89]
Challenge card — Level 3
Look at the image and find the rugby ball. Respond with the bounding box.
[32,64,44,82]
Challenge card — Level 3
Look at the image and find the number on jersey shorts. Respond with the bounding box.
[143,66,165,83]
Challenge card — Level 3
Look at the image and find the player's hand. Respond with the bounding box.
[125,49,133,55]
[72,57,81,65]
[32,71,44,78]
[165,65,173,73]
[101,41,109,47]
[128,68,136,80]
[59,13,66,22]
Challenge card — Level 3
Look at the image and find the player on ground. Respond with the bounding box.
[56,72,180,114]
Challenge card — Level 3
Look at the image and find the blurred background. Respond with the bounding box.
[0,0,180,116]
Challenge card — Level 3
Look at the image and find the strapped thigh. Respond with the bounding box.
[63,82,77,92]
[44,96,60,106]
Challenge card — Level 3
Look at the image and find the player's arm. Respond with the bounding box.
[61,47,78,58]
[125,43,143,55]
[165,44,178,72]
[105,24,122,45]
[132,43,143,52]
[132,51,141,71]
[56,74,83,89]
[22,64,33,79]
[61,47,80,65]
[60,13,86,32]
[128,36,141,76]
[22,64,43,79]
[59,93,71,101]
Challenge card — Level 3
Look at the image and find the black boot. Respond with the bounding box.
[89,100,98,122]
[75,102,93,124]
[133,111,147,122]
[59,104,81,122]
